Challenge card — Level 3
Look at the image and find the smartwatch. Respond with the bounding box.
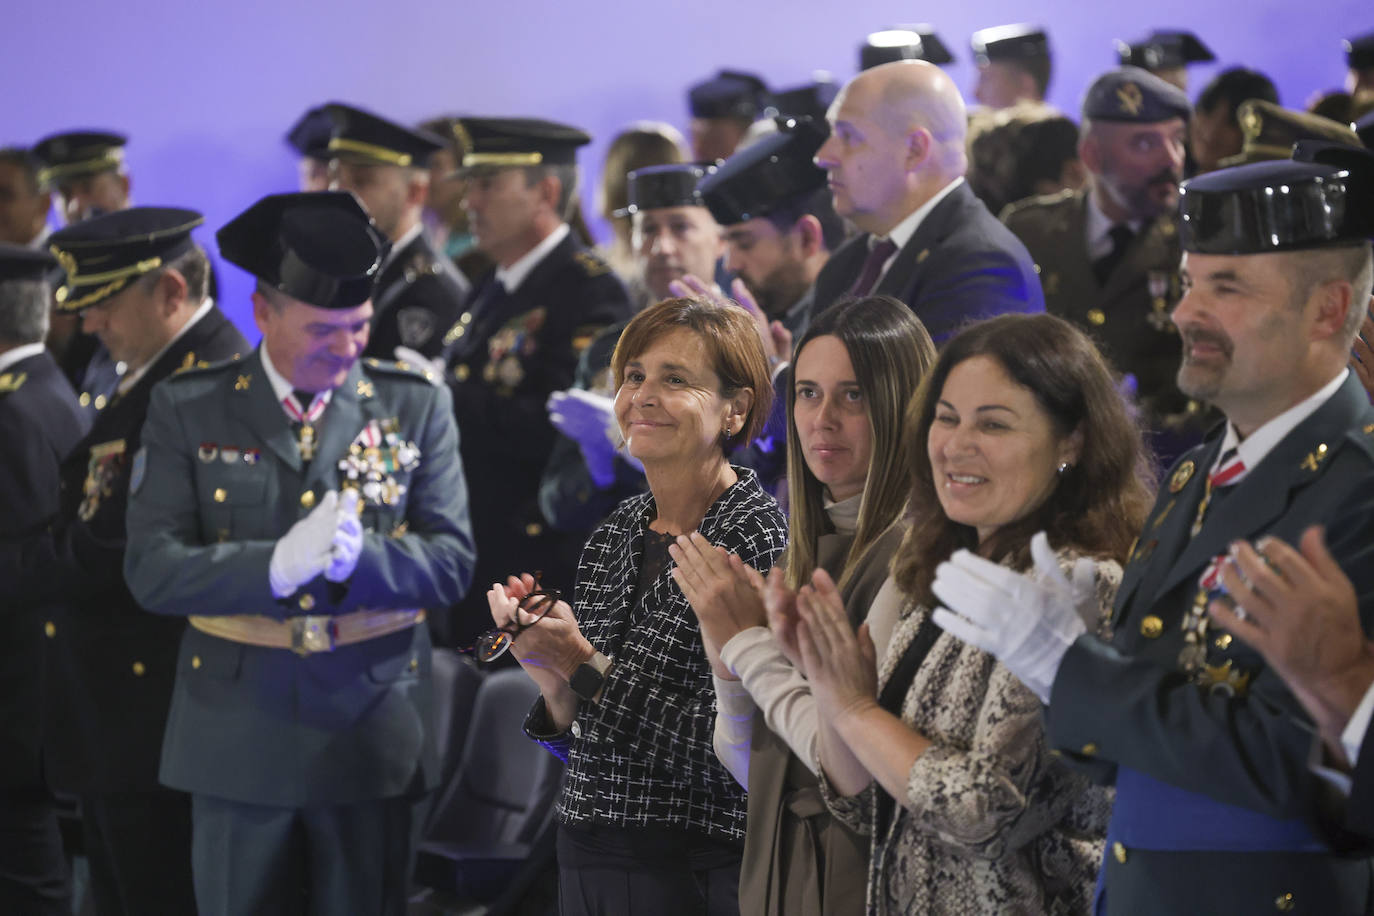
[569,650,613,702]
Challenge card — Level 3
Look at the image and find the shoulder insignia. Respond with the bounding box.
[397,306,437,349]
[573,250,612,278]
[1168,459,1195,493]
[1298,443,1329,473]
[168,354,243,382]
[0,371,27,393]
[361,358,430,382]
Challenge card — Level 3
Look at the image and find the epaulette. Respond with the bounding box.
[1000,188,1075,221]
[572,250,612,278]
[362,356,438,384]
[0,371,27,394]
[166,352,243,382]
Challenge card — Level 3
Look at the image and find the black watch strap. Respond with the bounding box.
[569,650,612,701]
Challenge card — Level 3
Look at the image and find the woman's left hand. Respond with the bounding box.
[796,567,879,719]
[670,532,768,673]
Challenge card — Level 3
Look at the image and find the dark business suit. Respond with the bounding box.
[809,180,1044,343]
[365,229,470,361]
[6,306,246,916]
[444,230,631,646]
[0,349,84,916]
[1048,373,1374,914]
[123,349,475,915]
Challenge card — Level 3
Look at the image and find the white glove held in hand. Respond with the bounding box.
[269,490,340,598]
[326,489,363,583]
[930,531,1093,703]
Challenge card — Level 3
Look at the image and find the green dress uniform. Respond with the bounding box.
[1044,156,1374,915]
[122,191,476,916]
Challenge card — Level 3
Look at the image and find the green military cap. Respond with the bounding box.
[1115,30,1215,72]
[1082,66,1191,123]
[48,207,202,312]
[1218,100,1362,167]
[217,191,386,310]
[31,130,127,189]
[861,25,955,69]
[324,102,445,168]
[454,117,591,169]
[971,24,1049,66]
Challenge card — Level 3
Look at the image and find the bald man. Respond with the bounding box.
[809,60,1043,341]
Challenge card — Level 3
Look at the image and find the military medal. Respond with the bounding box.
[1168,461,1194,493]
[198,442,219,463]
[338,418,422,508]
[79,439,127,521]
[298,424,317,461]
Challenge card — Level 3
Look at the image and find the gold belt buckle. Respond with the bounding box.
[290,615,335,656]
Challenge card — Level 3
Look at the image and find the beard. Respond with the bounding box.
[749,260,811,320]
[1175,326,1234,401]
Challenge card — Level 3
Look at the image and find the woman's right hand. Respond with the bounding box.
[486,576,594,728]
[742,564,807,676]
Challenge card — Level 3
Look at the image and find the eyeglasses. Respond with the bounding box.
[462,583,561,663]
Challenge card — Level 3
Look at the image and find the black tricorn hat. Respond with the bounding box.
[217,191,387,310]
[0,244,57,284]
[698,117,829,226]
[861,26,955,69]
[616,163,716,218]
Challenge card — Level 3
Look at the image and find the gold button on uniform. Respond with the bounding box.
[79,392,91,407]
[44,621,56,638]
[192,656,202,669]
[299,594,316,611]
[1274,893,1294,911]
[213,488,227,503]
[132,662,146,676]
[1087,309,1106,326]
[94,394,108,410]
[1081,743,1099,757]
[1140,615,1163,638]
[1112,841,1127,864]
[525,522,543,537]
[453,364,470,382]
[300,490,316,509]
[408,657,419,673]
[1215,633,1233,650]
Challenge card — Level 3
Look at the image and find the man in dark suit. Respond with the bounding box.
[325,103,470,362]
[5,209,248,914]
[933,154,1374,913]
[0,245,83,915]
[123,192,475,915]
[809,60,1043,344]
[442,117,632,644]
[1003,67,1202,464]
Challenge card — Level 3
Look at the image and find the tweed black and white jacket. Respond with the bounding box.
[525,466,787,843]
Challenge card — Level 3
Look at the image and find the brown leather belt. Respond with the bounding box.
[188,609,425,656]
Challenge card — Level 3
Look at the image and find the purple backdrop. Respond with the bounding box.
[3,0,1369,338]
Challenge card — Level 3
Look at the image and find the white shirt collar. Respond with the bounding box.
[116,298,217,395]
[874,177,965,277]
[380,222,425,274]
[1213,369,1350,475]
[0,341,47,374]
[1085,190,1143,260]
[258,333,334,417]
[495,222,570,293]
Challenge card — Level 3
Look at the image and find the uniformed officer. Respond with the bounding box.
[686,69,770,162]
[0,147,52,248]
[969,23,1052,110]
[0,244,83,916]
[1003,67,1203,465]
[1115,29,1216,92]
[444,117,631,645]
[285,104,334,192]
[122,191,475,915]
[859,25,955,70]
[766,79,839,125]
[32,130,131,422]
[1346,30,1374,96]
[5,208,248,915]
[325,102,470,362]
[933,152,1374,913]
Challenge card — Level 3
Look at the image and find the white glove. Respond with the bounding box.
[930,532,1093,703]
[269,490,340,598]
[326,489,363,582]
[392,346,444,385]
[548,388,624,486]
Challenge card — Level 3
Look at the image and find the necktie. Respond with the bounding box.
[1092,224,1134,285]
[1190,447,1247,539]
[848,238,899,298]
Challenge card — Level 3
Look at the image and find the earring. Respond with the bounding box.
[722,423,733,438]
[1056,462,1071,476]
